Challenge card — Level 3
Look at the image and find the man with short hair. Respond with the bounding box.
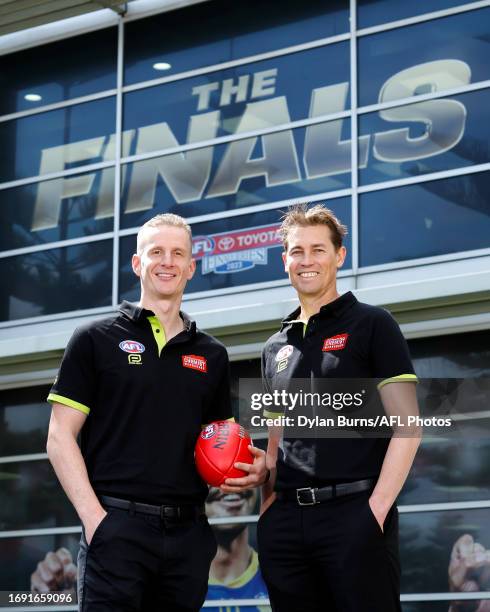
[47,213,233,611]
[223,203,421,611]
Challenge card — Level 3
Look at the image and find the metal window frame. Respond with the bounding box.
[0,1,488,326]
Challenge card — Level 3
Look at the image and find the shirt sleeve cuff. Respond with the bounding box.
[47,393,90,415]
[377,374,418,390]
[263,410,285,418]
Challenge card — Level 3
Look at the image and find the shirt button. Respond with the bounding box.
[155,329,161,333]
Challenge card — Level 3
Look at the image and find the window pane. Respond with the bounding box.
[358,0,475,29]
[0,461,78,531]
[0,533,79,591]
[400,508,490,594]
[0,386,51,456]
[0,28,117,116]
[359,88,490,185]
[123,43,350,145]
[119,201,351,300]
[0,168,115,252]
[359,172,490,267]
[402,604,473,612]
[0,97,116,183]
[400,437,490,505]
[0,240,113,322]
[120,119,351,229]
[409,330,490,378]
[124,0,349,85]
[358,8,490,107]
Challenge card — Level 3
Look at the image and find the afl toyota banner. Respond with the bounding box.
[192,223,281,276]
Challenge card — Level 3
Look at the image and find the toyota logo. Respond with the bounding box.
[217,236,235,251]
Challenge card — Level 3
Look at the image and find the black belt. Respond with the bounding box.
[276,478,375,506]
[99,495,205,521]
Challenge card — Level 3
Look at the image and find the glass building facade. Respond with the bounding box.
[0,1,489,609]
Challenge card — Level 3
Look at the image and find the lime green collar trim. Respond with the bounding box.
[147,316,166,356]
[208,549,259,588]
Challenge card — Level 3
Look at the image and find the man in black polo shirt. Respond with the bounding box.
[223,204,421,611]
[46,213,233,611]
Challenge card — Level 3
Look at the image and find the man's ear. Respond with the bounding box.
[336,246,347,269]
[282,251,288,273]
[132,253,141,277]
[187,258,196,280]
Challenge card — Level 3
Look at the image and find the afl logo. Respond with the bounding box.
[119,340,146,354]
[201,424,217,440]
[275,345,293,362]
[217,236,235,251]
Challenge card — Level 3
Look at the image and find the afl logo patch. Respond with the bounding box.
[201,424,217,440]
[322,333,349,352]
[275,345,293,362]
[119,340,146,354]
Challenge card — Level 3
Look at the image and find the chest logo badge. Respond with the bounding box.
[276,345,293,373]
[182,354,208,373]
[119,340,145,354]
[275,345,293,362]
[322,333,349,352]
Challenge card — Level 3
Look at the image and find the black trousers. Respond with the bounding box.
[257,489,401,612]
[77,506,217,612]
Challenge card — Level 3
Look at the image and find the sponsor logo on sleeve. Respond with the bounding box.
[182,354,208,373]
[322,333,349,352]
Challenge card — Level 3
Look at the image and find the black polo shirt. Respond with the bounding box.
[48,301,232,505]
[261,291,417,490]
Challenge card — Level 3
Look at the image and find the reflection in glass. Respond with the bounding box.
[400,437,490,505]
[0,533,79,591]
[120,120,352,229]
[123,43,350,143]
[358,8,490,106]
[402,604,469,612]
[119,201,351,300]
[0,169,115,252]
[0,386,51,456]
[359,172,490,266]
[0,28,117,116]
[409,330,490,378]
[359,88,490,185]
[0,461,78,531]
[400,508,490,595]
[0,97,116,184]
[0,240,113,322]
[124,0,349,85]
[358,0,475,29]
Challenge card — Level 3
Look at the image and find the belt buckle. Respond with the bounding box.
[160,505,176,520]
[296,487,316,506]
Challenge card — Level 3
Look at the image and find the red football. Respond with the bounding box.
[195,421,253,486]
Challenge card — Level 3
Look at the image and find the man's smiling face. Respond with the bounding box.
[132,225,195,301]
[283,224,346,301]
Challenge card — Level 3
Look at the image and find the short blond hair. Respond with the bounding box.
[279,203,347,251]
[137,213,192,254]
